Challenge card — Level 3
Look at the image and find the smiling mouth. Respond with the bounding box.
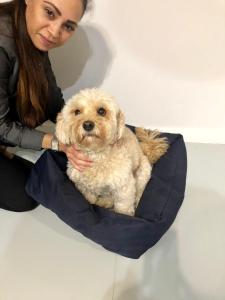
[39,34,56,46]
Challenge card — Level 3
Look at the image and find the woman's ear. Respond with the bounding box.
[116,110,125,140]
[55,112,71,145]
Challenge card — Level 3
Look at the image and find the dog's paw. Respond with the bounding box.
[114,205,135,216]
[96,197,114,209]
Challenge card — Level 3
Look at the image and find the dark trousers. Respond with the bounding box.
[0,153,39,212]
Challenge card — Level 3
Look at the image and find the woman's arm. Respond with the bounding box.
[0,47,46,150]
[0,46,45,150]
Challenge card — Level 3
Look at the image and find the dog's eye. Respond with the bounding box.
[74,109,81,116]
[97,107,106,116]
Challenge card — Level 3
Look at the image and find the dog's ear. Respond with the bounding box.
[55,112,71,145]
[116,110,125,140]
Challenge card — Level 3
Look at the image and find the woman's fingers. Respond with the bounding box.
[66,145,92,171]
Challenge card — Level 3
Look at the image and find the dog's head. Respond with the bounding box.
[56,88,125,151]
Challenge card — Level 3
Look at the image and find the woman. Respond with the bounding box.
[0,0,92,212]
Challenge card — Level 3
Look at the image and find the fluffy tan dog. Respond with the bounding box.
[55,89,168,216]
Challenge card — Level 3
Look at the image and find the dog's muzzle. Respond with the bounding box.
[83,121,95,132]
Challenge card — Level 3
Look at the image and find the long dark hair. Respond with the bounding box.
[0,0,88,128]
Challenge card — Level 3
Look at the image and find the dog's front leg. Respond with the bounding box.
[77,185,98,205]
[114,177,136,216]
[135,155,151,207]
[84,192,98,205]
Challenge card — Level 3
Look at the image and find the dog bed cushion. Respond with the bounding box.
[25,131,187,259]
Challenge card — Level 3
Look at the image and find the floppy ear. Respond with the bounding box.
[55,113,71,145]
[116,110,125,140]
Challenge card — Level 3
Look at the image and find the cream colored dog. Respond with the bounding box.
[55,89,168,216]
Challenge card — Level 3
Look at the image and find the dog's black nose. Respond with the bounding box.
[83,121,95,132]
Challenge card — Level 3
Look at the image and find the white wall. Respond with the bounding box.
[50,0,225,144]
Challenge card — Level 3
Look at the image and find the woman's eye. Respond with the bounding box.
[74,109,81,115]
[64,24,75,32]
[45,8,55,19]
[97,107,106,116]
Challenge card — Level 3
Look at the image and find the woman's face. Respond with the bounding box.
[25,0,84,51]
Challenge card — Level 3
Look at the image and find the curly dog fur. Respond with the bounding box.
[56,88,169,216]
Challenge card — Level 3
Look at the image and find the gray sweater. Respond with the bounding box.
[0,16,64,150]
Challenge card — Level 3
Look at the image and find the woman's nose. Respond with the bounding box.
[48,22,61,39]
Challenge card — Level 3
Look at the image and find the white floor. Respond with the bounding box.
[0,142,225,300]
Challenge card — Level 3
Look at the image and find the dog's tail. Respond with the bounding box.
[135,127,169,164]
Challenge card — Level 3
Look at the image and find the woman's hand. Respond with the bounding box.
[59,143,92,172]
[42,134,91,172]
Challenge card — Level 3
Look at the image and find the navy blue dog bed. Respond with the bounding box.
[25,132,187,259]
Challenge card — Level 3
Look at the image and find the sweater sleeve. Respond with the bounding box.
[0,47,45,150]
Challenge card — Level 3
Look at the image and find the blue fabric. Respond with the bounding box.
[25,132,187,259]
